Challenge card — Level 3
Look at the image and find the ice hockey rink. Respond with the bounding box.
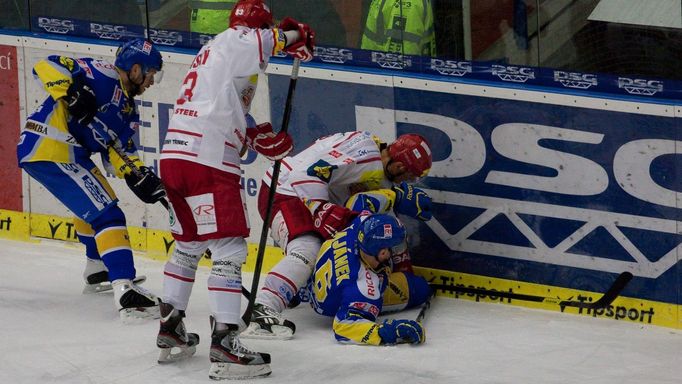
[0,237,679,384]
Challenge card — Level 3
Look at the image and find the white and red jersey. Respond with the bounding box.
[264,131,393,207]
[161,26,286,175]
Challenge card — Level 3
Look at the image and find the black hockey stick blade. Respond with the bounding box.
[559,271,633,310]
[415,289,437,323]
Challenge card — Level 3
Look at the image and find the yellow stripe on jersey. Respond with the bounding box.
[90,166,117,199]
[356,169,386,192]
[95,226,132,256]
[73,217,95,236]
[344,188,396,214]
[272,28,287,55]
[333,316,383,345]
[28,103,76,164]
[382,272,410,312]
[33,59,73,100]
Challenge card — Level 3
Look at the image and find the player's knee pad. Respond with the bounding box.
[208,237,246,280]
[169,240,205,272]
[285,234,321,271]
[382,272,431,313]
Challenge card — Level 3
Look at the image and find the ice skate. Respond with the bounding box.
[208,322,271,380]
[113,279,160,323]
[82,259,146,294]
[157,302,200,364]
[241,303,296,340]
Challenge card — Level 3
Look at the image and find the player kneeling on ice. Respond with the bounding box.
[17,38,165,322]
[154,0,315,379]
[305,213,430,345]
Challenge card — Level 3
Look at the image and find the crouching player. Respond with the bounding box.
[307,213,431,345]
[16,38,165,322]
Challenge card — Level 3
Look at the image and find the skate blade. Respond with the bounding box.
[240,323,294,340]
[208,362,271,380]
[119,305,160,324]
[158,345,197,364]
[82,275,147,294]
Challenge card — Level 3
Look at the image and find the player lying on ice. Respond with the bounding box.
[241,132,435,340]
[17,38,166,322]
[307,212,430,345]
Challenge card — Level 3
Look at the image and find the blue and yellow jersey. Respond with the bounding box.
[18,56,142,177]
[310,215,390,345]
[345,189,397,214]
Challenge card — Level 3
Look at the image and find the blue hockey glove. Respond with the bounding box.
[377,319,425,345]
[393,182,432,221]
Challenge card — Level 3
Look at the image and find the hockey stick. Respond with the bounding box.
[415,289,436,323]
[430,271,633,311]
[242,58,302,325]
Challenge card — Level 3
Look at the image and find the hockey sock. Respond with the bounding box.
[90,205,135,281]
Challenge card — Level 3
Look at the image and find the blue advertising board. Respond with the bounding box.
[268,73,681,306]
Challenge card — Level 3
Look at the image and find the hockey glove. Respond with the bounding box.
[378,319,425,345]
[279,17,315,62]
[312,202,359,240]
[245,122,293,161]
[391,249,413,274]
[393,182,432,221]
[124,166,166,204]
[64,79,98,125]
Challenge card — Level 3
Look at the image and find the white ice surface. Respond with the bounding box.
[0,238,680,384]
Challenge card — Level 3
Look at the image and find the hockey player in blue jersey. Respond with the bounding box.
[17,38,165,322]
[308,213,430,345]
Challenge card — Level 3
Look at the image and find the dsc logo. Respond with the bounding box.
[553,71,598,89]
[617,77,663,96]
[37,17,75,34]
[430,59,472,77]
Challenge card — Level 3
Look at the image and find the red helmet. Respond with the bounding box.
[388,134,432,178]
[229,0,274,29]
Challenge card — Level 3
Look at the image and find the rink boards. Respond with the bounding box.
[0,35,679,329]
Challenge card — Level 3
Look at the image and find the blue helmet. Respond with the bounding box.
[114,38,163,74]
[357,214,407,258]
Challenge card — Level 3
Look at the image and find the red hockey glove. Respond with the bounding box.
[391,249,413,274]
[245,122,293,161]
[313,202,359,240]
[279,17,315,62]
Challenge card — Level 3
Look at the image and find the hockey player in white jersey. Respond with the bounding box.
[155,0,315,380]
[243,132,433,339]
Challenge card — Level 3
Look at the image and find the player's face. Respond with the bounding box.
[385,160,419,183]
[362,248,393,271]
[127,65,159,96]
